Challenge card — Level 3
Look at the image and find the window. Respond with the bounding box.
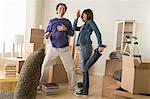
[0,0,26,54]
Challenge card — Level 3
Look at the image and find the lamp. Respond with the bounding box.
[13,34,24,58]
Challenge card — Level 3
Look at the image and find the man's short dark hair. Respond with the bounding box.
[56,3,67,11]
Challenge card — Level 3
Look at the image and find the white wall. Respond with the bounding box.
[25,0,44,42]
[41,0,150,75]
[143,0,150,62]
[25,0,44,58]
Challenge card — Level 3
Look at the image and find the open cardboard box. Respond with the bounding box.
[121,55,150,94]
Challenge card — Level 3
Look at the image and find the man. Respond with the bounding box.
[39,3,79,93]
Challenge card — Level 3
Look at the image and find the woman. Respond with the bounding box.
[73,9,106,96]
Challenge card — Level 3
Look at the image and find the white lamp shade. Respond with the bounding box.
[13,34,24,44]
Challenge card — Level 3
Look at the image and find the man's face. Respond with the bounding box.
[57,5,66,16]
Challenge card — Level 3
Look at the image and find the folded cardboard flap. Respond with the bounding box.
[122,55,134,68]
[122,55,140,68]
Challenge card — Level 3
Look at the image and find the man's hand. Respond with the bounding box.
[57,24,67,31]
[45,32,52,39]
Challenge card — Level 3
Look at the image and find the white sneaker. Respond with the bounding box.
[74,87,82,93]
[37,85,42,91]
[74,92,87,97]
[74,92,81,97]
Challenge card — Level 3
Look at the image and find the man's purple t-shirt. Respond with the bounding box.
[45,18,74,48]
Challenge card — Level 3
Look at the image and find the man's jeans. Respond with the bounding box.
[80,44,102,95]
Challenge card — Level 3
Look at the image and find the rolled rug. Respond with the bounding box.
[14,49,45,99]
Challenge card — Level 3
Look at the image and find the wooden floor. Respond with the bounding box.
[36,74,150,99]
[36,74,108,99]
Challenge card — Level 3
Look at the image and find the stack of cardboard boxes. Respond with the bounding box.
[102,55,150,98]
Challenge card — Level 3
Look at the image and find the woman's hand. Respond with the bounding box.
[98,45,106,54]
[98,47,104,54]
[76,9,81,19]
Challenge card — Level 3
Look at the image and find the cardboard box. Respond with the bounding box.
[74,48,80,69]
[34,43,45,51]
[49,64,68,84]
[102,76,121,97]
[16,60,25,73]
[30,28,44,44]
[29,28,45,51]
[105,59,122,77]
[110,90,150,99]
[0,82,17,91]
[121,55,150,94]
[48,57,68,84]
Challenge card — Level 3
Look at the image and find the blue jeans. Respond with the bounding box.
[80,44,102,95]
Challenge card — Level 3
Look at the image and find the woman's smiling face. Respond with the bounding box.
[82,13,88,21]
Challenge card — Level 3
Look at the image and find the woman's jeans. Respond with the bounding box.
[80,44,102,95]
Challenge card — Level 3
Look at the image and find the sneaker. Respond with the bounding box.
[37,85,42,91]
[77,82,83,88]
[74,87,82,93]
[74,92,88,97]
